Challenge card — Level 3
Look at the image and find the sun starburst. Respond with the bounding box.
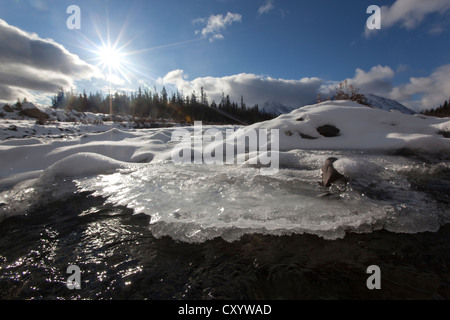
[97,45,123,71]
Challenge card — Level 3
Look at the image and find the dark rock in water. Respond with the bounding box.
[321,157,345,187]
[438,131,450,138]
[317,125,340,137]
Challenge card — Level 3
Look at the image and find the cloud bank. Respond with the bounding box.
[323,64,450,112]
[160,70,322,108]
[390,64,450,110]
[160,63,450,112]
[330,65,396,97]
[0,19,101,102]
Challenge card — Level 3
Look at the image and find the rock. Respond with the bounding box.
[36,116,48,125]
[3,104,13,113]
[299,132,317,140]
[21,105,50,120]
[438,131,450,138]
[321,157,345,187]
[317,125,340,137]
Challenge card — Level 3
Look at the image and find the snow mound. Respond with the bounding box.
[0,153,127,221]
[38,153,127,182]
[242,100,450,153]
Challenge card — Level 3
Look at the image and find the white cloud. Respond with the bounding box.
[0,19,101,103]
[390,64,450,110]
[210,34,224,42]
[347,64,450,111]
[382,0,450,29]
[161,65,450,112]
[321,64,450,112]
[194,12,242,41]
[365,0,450,37]
[348,65,395,95]
[258,0,274,15]
[159,70,322,108]
[320,65,395,98]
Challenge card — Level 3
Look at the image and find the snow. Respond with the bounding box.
[1,100,448,188]
[0,100,449,242]
[256,94,416,116]
[365,94,416,115]
[243,100,449,153]
[259,100,296,115]
[21,102,41,111]
[0,102,174,141]
[38,153,127,182]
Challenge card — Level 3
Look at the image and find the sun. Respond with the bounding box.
[92,43,133,84]
[97,45,123,71]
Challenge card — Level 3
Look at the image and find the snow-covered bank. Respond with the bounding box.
[245,100,450,153]
[1,100,449,242]
[0,102,175,140]
[1,102,112,123]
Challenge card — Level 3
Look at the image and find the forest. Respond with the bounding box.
[420,99,450,118]
[51,87,275,125]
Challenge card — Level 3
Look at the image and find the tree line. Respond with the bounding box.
[420,99,450,118]
[51,87,275,124]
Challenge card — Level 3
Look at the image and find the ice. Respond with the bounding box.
[75,164,374,241]
[73,152,448,243]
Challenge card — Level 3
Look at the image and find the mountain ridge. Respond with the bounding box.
[258,94,416,116]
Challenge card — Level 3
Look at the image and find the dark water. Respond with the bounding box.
[0,191,449,300]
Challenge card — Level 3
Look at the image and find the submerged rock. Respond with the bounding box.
[321,157,345,187]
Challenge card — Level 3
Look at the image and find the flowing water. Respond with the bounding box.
[0,150,449,299]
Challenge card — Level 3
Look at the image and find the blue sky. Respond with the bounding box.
[0,0,449,111]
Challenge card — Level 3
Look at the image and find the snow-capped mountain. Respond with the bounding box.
[259,94,416,116]
[365,94,416,115]
[258,100,296,115]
